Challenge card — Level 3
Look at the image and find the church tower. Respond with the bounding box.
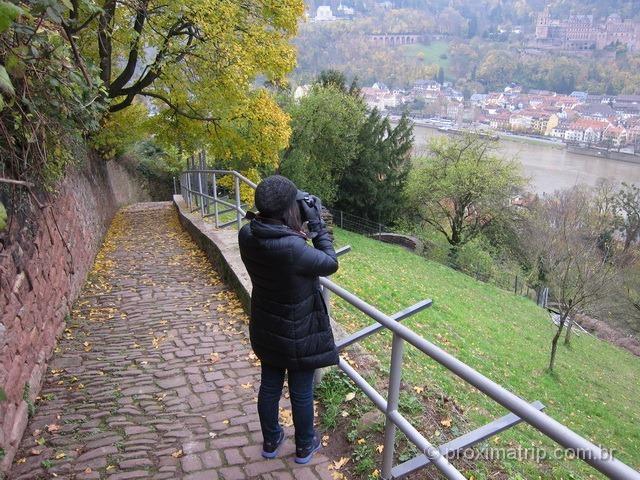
[536,5,551,39]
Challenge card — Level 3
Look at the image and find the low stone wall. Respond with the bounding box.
[0,152,149,472]
[371,232,424,254]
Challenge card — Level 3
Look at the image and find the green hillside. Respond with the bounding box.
[399,41,451,74]
[329,228,640,479]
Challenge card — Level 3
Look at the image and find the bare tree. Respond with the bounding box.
[525,187,619,371]
[613,183,640,333]
[615,183,640,253]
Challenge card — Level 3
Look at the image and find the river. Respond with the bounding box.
[410,124,640,195]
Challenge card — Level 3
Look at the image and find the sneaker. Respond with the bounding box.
[262,430,285,459]
[295,434,321,464]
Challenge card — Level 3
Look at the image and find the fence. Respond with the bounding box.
[328,207,387,236]
[178,166,640,480]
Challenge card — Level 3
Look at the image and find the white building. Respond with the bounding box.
[564,128,584,142]
[293,85,311,101]
[316,6,334,21]
[337,3,355,16]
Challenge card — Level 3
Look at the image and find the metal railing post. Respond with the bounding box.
[235,174,242,230]
[173,176,177,195]
[200,152,209,215]
[198,170,205,217]
[187,169,193,210]
[382,333,404,479]
[321,283,332,318]
[213,173,219,227]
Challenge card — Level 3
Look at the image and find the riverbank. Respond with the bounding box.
[567,144,640,165]
[497,131,566,148]
[405,122,640,194]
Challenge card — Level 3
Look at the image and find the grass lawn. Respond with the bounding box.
[327,227,640,479]
[399,41,451,75]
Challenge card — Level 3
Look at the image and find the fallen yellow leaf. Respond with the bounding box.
[330,457,350,470]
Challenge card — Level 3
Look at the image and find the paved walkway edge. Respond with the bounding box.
[173,195,252,312]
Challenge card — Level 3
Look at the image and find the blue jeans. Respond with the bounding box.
[258,363,315,449]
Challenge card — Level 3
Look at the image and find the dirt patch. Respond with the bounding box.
[575,314,640,357]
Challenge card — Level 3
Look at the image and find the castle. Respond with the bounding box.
[535,6,640,52]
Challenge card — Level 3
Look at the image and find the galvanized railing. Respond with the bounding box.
[178,165,640,480]
[178,153,257,230]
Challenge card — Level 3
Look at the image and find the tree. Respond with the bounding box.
[615,183,640,252]
[335,109,414,223]
[280,85,366,204]
[1,0,104,184]
[524,187,619,371]
[407,134,525,263]
[476,50,518,90]
[314,69,361,96]
[72,0,304,167]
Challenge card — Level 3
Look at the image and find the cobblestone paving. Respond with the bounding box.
[9,203,334,480]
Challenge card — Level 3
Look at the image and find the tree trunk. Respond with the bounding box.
[564,317,574,345]
[549,317,566,371]
[447,244,459,269]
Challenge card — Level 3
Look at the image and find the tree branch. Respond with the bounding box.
[61,22,93,86]
[109,19,194,98]
[97,0,117,88]
[0,178,35,188]
[136,91,220,123]
[110,1,149,93]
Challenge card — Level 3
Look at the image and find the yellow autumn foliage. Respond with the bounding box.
[82,0,303,169]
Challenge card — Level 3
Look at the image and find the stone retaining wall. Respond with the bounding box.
[0,154,149,472]
[370,232,424,254]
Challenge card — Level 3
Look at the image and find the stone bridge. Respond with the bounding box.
[365,34,423,46]
[7,203,334,480]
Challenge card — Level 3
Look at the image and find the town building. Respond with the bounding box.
[564,118,609,144]
[603,125,628,147]
[315,6,334,22]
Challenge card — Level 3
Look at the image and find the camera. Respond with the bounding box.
[296,189,316,209]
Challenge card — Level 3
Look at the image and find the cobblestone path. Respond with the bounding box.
[9,203,334,480]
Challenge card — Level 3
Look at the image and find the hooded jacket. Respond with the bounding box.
[238,216,339,370]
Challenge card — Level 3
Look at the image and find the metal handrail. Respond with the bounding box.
[178,165,640,480]
[179,154,256,229]
[320,277,639,480]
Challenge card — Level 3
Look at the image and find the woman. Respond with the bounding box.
[238,175,339,464]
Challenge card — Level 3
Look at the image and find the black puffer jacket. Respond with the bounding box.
[238,217,339,371]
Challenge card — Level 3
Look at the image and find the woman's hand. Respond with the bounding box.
[301,196,321,223]
[302,196,326,236]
